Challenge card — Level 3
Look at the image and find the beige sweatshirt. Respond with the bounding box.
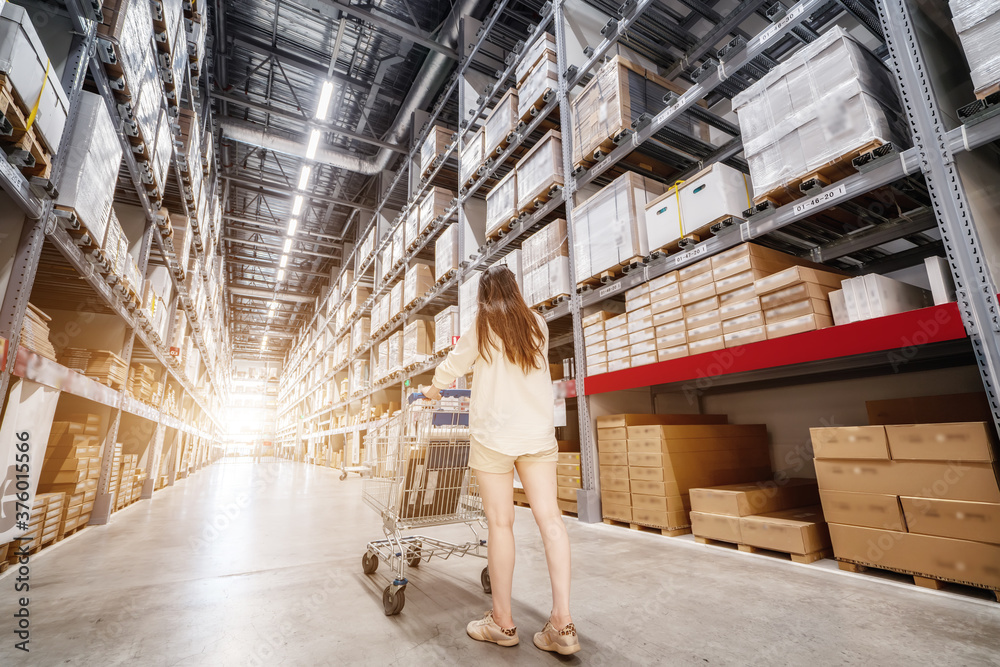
[431,313,557,456]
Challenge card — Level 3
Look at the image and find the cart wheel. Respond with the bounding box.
[481,567,492,595]
[339,471,347,481]
[383,585,405,615]
[362,552,378,575]
[406,543,421,568]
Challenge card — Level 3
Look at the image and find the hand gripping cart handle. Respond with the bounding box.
[360,389,490,615]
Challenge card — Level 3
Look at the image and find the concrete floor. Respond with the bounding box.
[2,461,999,666]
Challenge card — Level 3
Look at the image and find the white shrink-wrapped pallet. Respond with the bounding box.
[420,125,451,175]
[486,169,517,238]
[460,129,484,186]
[0,3,70,152]
[571,173,666,283]
[351,317,370,352]
[950,0,1000,95]
[516,130,563,214]
[435,225,459,281]
[434,306,459,353]
[732,26,908,200]
[57,92,122,246]
[459,271,482,334]
[403,208,420,251]
[402,320,434,367]
[404,263,435,308]
[518,52,558,119]
[521,220,570,308]
[484,88,519,158]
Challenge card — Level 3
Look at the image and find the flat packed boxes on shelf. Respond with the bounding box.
[596,414,771,534]
[521,220,570,309]
[732,26,908,204]
[37,416,104,538]
[517,33,558,121]
[420,125,452,178]
[583,243,846,375]
[812,411,1000,593]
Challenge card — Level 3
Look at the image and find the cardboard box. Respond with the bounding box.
[630,493,688,513]
[688,336,725,354]
[626,423,754,439]
[658,345,689,362]
[739,506,831,554]
[724,326,767,348]
[557,475,583,488]
[632,508,690,529]
[689,478,820,516]
[760,281,838,309]
[763,298,832,324]
[600,464,629,479]
[828,523,1000,589]
[687,321,723,343]
[649,272,678,290]
[691,511,743,543]
[765,313,833,339]
[556,463,581,476]
[884,422,995,462]
[599,413,728,428]
[866,393,993,426]
[603,504,632,522]
[600,476,630,492]
[629,466,669,482]
[600,452,629,466]
[818,490,906,531]
[601,489,631,507]
[556,487,578,502]
[754,266,845,294]
[814,459,1000,502]
[557,451,580,462]
[681,282,718,306]
[810,426,890,460]
[597,438,627,453]
[899,497,1000,545]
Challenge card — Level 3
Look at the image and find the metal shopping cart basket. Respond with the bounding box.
[360,389,489,615]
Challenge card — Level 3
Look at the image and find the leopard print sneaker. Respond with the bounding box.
[466,610,519,647]
[533,620,580,655]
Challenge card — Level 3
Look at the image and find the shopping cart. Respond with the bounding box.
[360,389,490,615]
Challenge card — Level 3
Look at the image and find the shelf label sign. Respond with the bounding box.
[672,244,709,267]
[752,3,806,49]
[792,183,848,217]
[598,282,622,298]
[544,308,560,321]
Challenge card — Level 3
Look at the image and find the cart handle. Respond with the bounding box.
[408,389,471,404]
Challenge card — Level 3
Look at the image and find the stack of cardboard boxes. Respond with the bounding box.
[583,244,850,376]
[114,454,139,511]
[581,310,616,375]
[37,417,102,537]
[689,479,831,561]
[556,449,582,514]
[597,414,770,533]
[812,410,1000,593]
[434,306,459,353]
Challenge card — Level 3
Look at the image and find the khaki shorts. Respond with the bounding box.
[469,440,559,474]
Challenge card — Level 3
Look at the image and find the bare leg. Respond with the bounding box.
[475,468,516,629]
[515,460,572,628]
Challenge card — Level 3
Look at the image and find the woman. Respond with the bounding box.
[422,264,579,655]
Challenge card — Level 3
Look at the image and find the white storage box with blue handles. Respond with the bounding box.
[644,163,753,251]
[0,3,70,154]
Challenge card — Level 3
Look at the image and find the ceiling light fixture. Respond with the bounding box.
[277,268,285,281]
[287,218,298,235]
[316,81,335,120]
[280,254,288,268]
[305,129,321,160]
[292,194,304,215]
[283,238,292,252]
[297,165,311,190]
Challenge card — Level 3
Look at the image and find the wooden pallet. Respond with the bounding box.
[486,218,518,243]
[577,255,645,289]
[752,140,885,207]
[533,293,570,310]
[695,536,832,564]
[602,518,690,537]
[0,75,53,178]
[519,87,557,124]
[515,180,563,216]
[837,559,1000,602]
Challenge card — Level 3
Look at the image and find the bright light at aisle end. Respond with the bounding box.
[277,268,285,281]
[287,218,298,235]
[315,81,335,120]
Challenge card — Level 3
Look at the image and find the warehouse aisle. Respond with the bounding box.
[2,462,999,666]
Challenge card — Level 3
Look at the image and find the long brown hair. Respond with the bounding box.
[476,265,545,372]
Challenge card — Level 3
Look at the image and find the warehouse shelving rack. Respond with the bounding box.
[0,0,224,525]
[276,0,1000,522]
